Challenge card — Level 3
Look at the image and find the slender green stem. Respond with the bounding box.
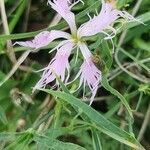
[135,92,143,112]
[0,0,16,63]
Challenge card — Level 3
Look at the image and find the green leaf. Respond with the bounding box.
[34,135,86,150]
[9,0,28,33]
[133,38,150,52]
[101,75,133,118]
[125,21,150,43]
[92,129,102,150]
[117,0,132,9]
[40,88,144,150]
[0,106,8,125]
[101,40,113,70]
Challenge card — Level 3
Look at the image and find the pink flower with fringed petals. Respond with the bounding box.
[14,0,138,104]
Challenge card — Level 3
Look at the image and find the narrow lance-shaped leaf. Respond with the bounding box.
[40,88,144,150]
[91,129,102,150]
[34,135,86,150]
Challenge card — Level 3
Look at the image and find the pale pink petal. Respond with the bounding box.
[14,30,71,49]
[78,2,138,38]
[48,0,81,34]
[71,43,101,104]
[33,42,74,91]
[78,42,92,61]
[77,58,102,104]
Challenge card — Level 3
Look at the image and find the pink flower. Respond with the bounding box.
[78,2,138,38]
[33,42,74,91]
[14,0,138,104]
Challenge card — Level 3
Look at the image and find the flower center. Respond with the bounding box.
[71,34,84,45]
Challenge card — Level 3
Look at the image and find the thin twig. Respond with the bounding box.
[48,13,62,27]
[0,50,31,86]
[0,0,16,63]
[137,103,150,141]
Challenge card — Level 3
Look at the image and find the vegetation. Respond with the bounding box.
[0,0,150,149]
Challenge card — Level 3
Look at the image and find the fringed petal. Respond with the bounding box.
[33,42,74,91]
[48,0,83,34]
[78,42,92,61]
[78,2,139,38]
[74,42,102,104]
[77,58,102,105]
[14,30,71,49]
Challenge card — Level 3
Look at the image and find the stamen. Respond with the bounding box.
[107,26,117,38]
[87,13,92,20]
[34,66,49,73]
[83,80,86,98]
[75,47,79,64]
[70,0,84,9]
